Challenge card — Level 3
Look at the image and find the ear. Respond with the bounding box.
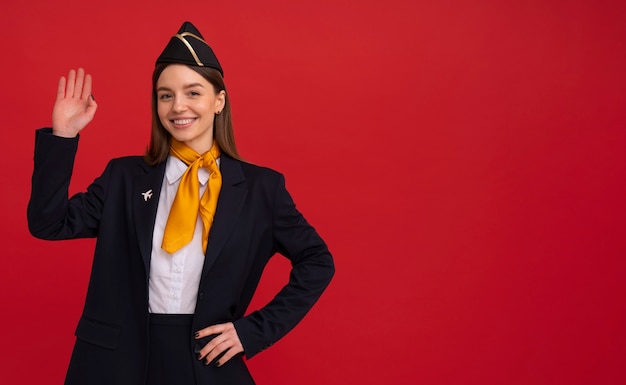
[215,90,226,112]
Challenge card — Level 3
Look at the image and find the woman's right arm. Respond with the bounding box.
[27,69,105,240]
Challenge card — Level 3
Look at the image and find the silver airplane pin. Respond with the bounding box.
[141,189,153,202]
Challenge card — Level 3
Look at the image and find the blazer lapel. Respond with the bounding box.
[202,155,248,278]
[133,160,166,278]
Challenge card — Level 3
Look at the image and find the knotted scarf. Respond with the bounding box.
[161,139,222,254]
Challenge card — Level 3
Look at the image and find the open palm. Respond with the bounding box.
[52,68,98,137]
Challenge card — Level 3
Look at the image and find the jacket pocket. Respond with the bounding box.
[75,316,121,350]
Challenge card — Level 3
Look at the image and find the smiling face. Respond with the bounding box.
[156,64,226,154]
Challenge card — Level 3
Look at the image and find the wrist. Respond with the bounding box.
[52,128,79,138]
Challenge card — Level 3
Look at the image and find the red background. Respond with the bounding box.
[1,0,625,384]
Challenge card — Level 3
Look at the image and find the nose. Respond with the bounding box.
[172,96,187,112]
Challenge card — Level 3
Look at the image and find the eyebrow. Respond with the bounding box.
[156,83,205,92]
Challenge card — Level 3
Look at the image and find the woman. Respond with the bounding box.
[27,21,334,385]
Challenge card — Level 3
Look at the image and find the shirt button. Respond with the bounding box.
[175,267,182,273]
[198,292,204,300]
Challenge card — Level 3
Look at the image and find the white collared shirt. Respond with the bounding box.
[148,155,218,314]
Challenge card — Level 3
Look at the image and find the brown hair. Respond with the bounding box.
[144,63,242,165]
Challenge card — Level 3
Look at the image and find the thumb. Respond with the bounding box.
[87,95,98,114]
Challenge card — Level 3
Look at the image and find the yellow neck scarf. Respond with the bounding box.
[161,139,222,254]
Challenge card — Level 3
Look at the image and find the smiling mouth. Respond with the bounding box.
[172,118,196,125]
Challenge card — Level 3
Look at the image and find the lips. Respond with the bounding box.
[170,117,197,128]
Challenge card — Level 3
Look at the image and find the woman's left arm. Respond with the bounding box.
[195,173,335,364]
[234,173,335,357]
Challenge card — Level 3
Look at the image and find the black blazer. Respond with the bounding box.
[28,129,334,385]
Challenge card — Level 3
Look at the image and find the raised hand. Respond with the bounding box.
[52,68,98,138]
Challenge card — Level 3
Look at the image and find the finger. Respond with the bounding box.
[200,329,244,365]
[195,323,228,338]
[87,95,98,114]
[85,99,98,123]
[57,76,67,99]
[198,332,228,359]
[82,73,93,102]
[66,69,77,97]
[74,68,85,99]
[66,69,76,98]
[216,346,243,367]
[203,339,231,365]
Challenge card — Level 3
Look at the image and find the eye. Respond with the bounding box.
[158,93,172,100]
[189,91,201,96]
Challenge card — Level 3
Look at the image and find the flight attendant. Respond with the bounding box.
[28,21,334,385]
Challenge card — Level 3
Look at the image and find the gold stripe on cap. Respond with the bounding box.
[174,32,208,66]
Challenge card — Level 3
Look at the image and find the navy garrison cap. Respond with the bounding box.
[156,21,223,76]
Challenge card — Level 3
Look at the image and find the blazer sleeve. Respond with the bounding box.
[233,173,335,358]
[27,128,109,240]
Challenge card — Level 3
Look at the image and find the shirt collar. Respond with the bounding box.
[165,156,220,187]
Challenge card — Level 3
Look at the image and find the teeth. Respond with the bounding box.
[173,118,194,125]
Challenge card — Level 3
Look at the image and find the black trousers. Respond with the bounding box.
[147,314,196,385]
